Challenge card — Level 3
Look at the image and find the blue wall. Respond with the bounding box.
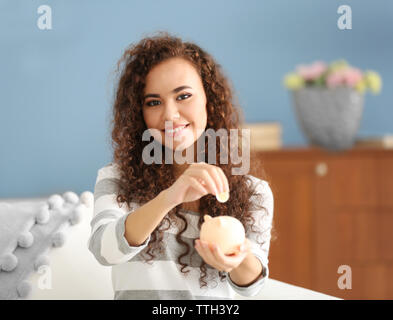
[1,0,392,198]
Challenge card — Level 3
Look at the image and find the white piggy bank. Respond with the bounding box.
[199,214,245,255]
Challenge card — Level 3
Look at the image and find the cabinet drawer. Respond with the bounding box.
[377,157,393,208]
[327,158,378,207]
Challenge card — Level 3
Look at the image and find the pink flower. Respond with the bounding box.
[326,71,344,88]
[326,67,363,88]
[342,68,363,87]
[296,61,328,81]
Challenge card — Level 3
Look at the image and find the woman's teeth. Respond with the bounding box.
[165,125,187,133]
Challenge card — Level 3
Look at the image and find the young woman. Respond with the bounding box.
[88,31,274,300]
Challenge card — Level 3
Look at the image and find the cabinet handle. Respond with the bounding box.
[315,162,328,177]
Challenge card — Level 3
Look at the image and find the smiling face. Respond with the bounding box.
[142,57,208,152]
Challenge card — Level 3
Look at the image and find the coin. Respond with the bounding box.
[216,191,229,203]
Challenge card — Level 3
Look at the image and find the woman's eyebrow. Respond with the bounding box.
[143,85,192,100]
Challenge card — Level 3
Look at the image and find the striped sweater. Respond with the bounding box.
[87,163,274,300]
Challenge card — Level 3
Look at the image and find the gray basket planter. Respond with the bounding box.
[292,87,364,151]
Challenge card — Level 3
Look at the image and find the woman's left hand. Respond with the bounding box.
[194,238,252,273]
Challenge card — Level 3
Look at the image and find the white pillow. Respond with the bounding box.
[16,197,114,300]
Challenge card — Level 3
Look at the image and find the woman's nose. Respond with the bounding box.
[163,101,180,121]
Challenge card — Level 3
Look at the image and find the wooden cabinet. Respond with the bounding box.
[249,147,393,299]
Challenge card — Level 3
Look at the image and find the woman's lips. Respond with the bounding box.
[163,123,190,137]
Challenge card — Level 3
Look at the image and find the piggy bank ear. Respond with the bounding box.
[203,215,212,222]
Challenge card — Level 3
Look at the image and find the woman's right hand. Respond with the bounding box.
[165,162,229,207]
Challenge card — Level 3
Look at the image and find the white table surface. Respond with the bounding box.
[234,278,341,300]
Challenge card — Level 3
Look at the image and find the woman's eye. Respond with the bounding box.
[146,100,160,107]
[177,93,191,101]
[145,94,191,107]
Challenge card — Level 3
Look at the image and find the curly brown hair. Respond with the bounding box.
[110,31,270,288]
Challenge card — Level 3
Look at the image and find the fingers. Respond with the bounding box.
[206,166,224,195]
[196,240,221,268]
[186,176,209,197]
[195,239,248,273]
[236,239,252,257]
[215,166,229,193]
[200,162,228,195]
[187,162,229,198]
[186,168,219,197]
[243,238,252,253]
[200,169,220,197]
